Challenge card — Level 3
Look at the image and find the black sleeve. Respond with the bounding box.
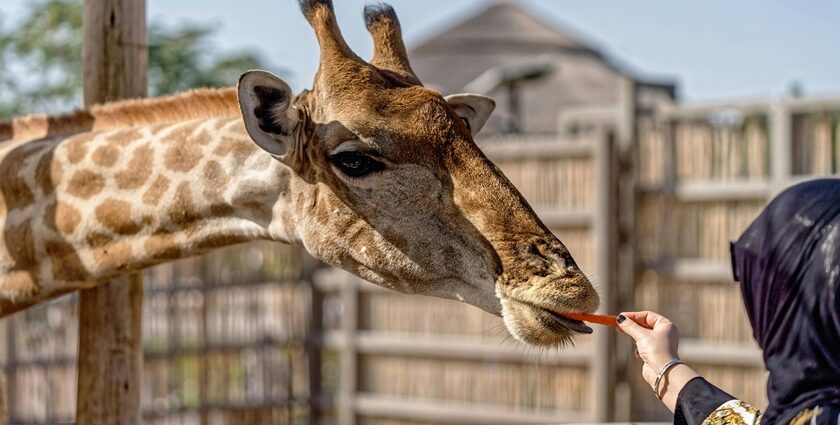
[673,377,736,425]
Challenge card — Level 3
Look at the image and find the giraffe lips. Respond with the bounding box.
[547,310,593,334]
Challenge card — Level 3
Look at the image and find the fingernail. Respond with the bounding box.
[616,314,626,324]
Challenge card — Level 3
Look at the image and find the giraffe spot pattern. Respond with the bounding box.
[115,146,154,190]
[232,179,275,225]
[214,135,257,164]
[194,233,250,250]
[164,143,202,172]
[108,128,142,147]
[5,218,35,267]
[92,145,120,167]
[45,201,82,235]
[202,160,228,197]
[143,175,170,206]
[92,241,133,271]
[170,182,201,229]
[144,232,182,261]
[67,170,105,199]
[0,146,37,209]
[34,151,61,195]
[86,232,113,248]
[45,240,87,281]
[95,199,140,235]
[65,133,96,164]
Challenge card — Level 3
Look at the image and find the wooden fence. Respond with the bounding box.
[2,94,840,424]
[1,242,319,425]
[631,95,840,420]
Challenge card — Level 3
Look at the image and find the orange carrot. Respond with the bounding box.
[560,313,618,327]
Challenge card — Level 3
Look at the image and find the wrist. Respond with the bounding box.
[652,354,680,371]
[656,364,701,413]
[652,359,683,398]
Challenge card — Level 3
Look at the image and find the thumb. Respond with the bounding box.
[616,314,648,341]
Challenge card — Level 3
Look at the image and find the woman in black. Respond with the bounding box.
[618,179,840,425]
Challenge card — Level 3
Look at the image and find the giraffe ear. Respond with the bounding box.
[445,94,495,136]
[238,70,300,157]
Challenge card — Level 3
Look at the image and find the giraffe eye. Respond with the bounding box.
[329,151,385,178]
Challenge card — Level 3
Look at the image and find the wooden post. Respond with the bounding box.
[339,273,358,425]
[591,133,617,421]
[306,282,323,424]
[770,101,792,194]
[77,1,147,424]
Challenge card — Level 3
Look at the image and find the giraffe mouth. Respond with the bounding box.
[544,309,593,334]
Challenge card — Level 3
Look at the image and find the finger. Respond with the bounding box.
[622,311,670,330]
[616,314,650,340]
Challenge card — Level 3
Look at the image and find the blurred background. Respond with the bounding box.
[1,0,839,424]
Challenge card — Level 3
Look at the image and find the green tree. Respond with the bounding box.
[0,0,270,120]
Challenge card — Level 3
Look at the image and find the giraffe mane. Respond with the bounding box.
[0,87,240,142]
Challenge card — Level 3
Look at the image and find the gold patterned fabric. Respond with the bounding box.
[702,401,835,425]
[702,400,762,425]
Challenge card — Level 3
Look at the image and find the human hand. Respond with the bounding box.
[616,311,680,390]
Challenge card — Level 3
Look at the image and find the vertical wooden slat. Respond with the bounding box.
[307,283,323,424]
[77,1,147,424]
[339,274,358,425]
[770,102,792,192]
[2,316,16,425]
[592,133,617,421]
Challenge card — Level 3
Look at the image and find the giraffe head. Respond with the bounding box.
[236,0,598,346]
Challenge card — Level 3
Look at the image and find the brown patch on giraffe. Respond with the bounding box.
[144,232,182,261]
[86,232,113,248]
[5,218,35,267]
[67,170,105,199]
[231,179,275,225]
[193,129,212,146]
[210,204,234,217]
[0,147,36,209]
[203,160,234,216]
[45,240,88,281]
[95,199,140,235]
[202,160,228,197]
[107,128,142,147]
[194,233,250,250]
[115,146,154,190]
[143,175,170,206]
[160,123,193,145]
[92,241,133,271]
[164,142,202,172]
[92,145,119,167]
[252,154,272,171]
[214,135,257,164]
[64,132,96,164]
[34,150,61,195]
[44,201,82,235]
[170,182,202,229]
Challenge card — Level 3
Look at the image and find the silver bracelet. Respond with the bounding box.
[653,359,684,400]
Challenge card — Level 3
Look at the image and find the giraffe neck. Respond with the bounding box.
[0,116,301,315]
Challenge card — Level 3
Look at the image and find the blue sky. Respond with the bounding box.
[3,0,840,101]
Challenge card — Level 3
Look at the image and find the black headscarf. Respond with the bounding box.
[731,178,840,424]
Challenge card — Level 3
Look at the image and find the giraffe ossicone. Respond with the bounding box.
[0,1,598,346]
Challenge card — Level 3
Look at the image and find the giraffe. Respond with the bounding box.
[0,0,599,348]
